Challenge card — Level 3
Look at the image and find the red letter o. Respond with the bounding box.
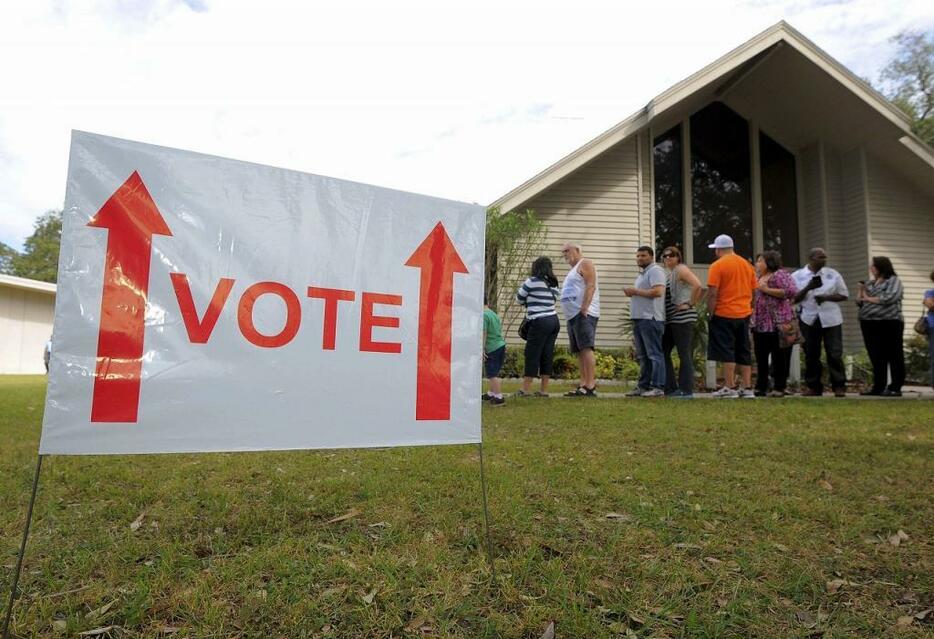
[237,282,301,348]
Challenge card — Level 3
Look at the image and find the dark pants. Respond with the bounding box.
[753,331,788,393]
[523,314,560,378]
[929,332,934,389]
[663,322,695,394]
[801,318,846,393]
[860,319,905,393]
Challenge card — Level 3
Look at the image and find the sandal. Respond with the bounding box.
[514,389,531,397]
[533,391,550,397]
[565,387,588,397]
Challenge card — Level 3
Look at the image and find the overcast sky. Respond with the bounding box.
[1,0,931,250]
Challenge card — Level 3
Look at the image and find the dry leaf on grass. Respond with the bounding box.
[539,621,556,639]
[78,627,114,637]
[896,615,916,627]
[361,588,377,605]
[52,619,67,633]
[826,579,852,593]
[818,480,833,492]
[795,610,818,628]
[85,600,116,621]
[605,512,633,522]
[326,509,361,524]
[888,530,909,546]
[130,513,145,531]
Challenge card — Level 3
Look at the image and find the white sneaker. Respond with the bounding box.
[641,388,665,398]
[711,387,739,398]
[738,388,756,399]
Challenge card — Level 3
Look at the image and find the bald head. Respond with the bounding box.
[807,247,828,271]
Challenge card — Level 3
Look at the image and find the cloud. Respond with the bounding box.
[0,0,931,249]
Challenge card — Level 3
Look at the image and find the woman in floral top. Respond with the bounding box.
[751,250,798,397]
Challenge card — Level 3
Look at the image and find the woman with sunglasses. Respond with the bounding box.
[660,247,703,397]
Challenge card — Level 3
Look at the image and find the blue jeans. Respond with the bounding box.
[633,319,665,390]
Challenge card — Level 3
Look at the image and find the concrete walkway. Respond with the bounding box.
[516,385,934,400]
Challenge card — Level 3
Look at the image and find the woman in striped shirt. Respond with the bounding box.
[515,257,560,396]
[660,247,703,397]
[857,256,905,396]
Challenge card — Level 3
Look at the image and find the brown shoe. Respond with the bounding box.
[833,389,846,398]
[800,388,822,397]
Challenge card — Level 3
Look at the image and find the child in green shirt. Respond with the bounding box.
[483,297,506,405]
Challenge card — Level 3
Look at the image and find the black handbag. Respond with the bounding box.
[518,318,530,340]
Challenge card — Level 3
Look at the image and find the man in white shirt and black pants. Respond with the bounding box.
[792,248,849,397]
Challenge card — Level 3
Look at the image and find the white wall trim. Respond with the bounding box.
[636,131,644,246]
[682,117,694,264]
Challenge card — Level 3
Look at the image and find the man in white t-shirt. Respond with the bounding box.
[792,247,849,397]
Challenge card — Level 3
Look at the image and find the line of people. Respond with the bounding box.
[482,235,926,403]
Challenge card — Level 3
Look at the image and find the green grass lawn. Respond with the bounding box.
[1,375,931,638]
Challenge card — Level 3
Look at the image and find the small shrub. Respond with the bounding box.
[501,346,525,378]
[905,335,931,384]
[551,346,580,379]
[595,351,619,380]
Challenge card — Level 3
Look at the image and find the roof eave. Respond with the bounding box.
[0,274,57,295]
[489,20,919,214]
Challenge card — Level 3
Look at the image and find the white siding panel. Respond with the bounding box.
[866,154,934,342]
[0,286,55,374]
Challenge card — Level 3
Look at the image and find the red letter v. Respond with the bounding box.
[170,273,235,344]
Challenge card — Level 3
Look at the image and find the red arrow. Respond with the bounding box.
[405,222,468,421]
[87,171,172,422]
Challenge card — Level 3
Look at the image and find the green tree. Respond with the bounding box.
[485,207,548,334]
[11,210,63,283]
[879,30,934,146]
[0,240,17,274]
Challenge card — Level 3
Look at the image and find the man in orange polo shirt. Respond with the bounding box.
[705,234,758,398]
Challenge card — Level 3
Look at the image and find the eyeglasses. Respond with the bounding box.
[661,253,675,258]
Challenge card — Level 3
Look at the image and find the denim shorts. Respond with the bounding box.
[485,345,506,378]
[567,314,598,354]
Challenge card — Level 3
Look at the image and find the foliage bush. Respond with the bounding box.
[497,345,643,381]
[905,335,931,384]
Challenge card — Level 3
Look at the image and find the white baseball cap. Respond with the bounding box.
[708,234,734,249]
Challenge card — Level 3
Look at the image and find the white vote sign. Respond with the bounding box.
[40,132,484,455]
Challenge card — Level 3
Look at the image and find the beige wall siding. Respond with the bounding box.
[0,286,55,374]
[799,142,826,251]
[835,148,870,350]
[512,137,642,348]
[865,153,934,340]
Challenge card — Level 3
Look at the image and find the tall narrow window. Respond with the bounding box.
[690,102,752,262]
[653,125,683,257]
[760,132,800,266]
